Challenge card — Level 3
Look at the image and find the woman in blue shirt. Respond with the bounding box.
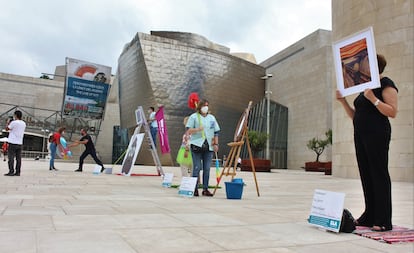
[186,99,220,196]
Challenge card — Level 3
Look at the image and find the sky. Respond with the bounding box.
[0,0,331,77]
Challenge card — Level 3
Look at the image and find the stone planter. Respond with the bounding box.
[241,159,271,172]
[305,161,332,175]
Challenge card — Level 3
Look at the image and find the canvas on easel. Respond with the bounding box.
[213,101,260,197]
[119,106,164,176]
[121,130,144,176]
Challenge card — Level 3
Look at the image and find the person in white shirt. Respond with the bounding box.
[5,110,26,176]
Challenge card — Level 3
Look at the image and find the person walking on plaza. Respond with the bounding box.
[4,110,26,176]
[186,99,220,197]
[49,127,65,171]
[336,54,398,232]
[69,128,106,173]
[148,107,158,148]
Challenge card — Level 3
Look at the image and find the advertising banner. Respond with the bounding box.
[155,106,170,154]
[63,57,111,119]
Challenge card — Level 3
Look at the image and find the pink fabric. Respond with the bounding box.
[155,106,170,154]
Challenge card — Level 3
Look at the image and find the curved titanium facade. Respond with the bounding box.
[117,31,265,165]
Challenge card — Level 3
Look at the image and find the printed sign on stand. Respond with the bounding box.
[93,165,102,175]
[308,189,345,233]
[178,177,198,197]
[162,173,173,187]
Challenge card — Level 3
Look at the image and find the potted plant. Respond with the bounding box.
[305,129,332,175]
[241,130,271,172]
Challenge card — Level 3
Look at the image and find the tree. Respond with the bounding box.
[40,74,50,79]
[247,130,268,158]
[306,129,332,162]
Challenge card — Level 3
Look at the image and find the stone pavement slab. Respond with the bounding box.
[0,159,412,253]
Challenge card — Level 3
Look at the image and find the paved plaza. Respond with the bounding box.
[0,159,412,253]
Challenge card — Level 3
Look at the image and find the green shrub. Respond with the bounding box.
[307,129,332,162]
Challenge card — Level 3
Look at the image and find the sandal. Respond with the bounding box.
[371,225,392,232]
[354,220,372,227]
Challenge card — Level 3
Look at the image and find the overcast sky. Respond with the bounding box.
[0,0,331,77]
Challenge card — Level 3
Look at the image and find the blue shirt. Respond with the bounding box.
[186,112,220,151]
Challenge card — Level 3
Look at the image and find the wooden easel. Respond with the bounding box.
[213,101,260,197]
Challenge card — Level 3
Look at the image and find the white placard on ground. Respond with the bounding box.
[93,165,102,175]
[308,189,345,233]
[178,177,198,197]
[162,173,173,188]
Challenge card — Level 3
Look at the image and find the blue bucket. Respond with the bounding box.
[225,178,244,199]
[232,178,243,184]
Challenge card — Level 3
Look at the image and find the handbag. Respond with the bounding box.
[176,147,192,166]
[339,209,356,233]
[191,140,209,153]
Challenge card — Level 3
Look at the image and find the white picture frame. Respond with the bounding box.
[135,108,143,125]
[333,27,380,97]
[121,132,144,176]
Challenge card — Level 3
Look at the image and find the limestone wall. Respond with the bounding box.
[332,0,413,181]
[0,72,119,164]
[261,29,334,170]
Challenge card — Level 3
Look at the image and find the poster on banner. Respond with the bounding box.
[162,173,174,187]
[63,57,111,119]
[135,108,143,125]
[178,177,198,197]
[308,189,345,233]
[332,27,380,97]
[121,132,144,176]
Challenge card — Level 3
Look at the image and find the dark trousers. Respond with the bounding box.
[78,149,104,170]
[354,131,392,228]
[8,143,22,174]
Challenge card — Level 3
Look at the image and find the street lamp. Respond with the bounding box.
[41,129,49,158]
[260,73,273,160]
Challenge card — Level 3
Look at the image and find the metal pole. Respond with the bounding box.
[42,129,49,158]
[260,74,272,160]
[266,85,270,160]
[42,130,45,158]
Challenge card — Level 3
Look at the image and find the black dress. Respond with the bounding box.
[352,77,398,230]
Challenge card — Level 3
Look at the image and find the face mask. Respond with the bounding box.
[201,106,209,114]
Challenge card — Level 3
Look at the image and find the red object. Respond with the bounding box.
[2,142,8,152]
[53,132,61,144]
[188,93,199,109]
[75,65,97,78]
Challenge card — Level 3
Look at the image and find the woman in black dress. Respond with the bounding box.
[336,54,398,232]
